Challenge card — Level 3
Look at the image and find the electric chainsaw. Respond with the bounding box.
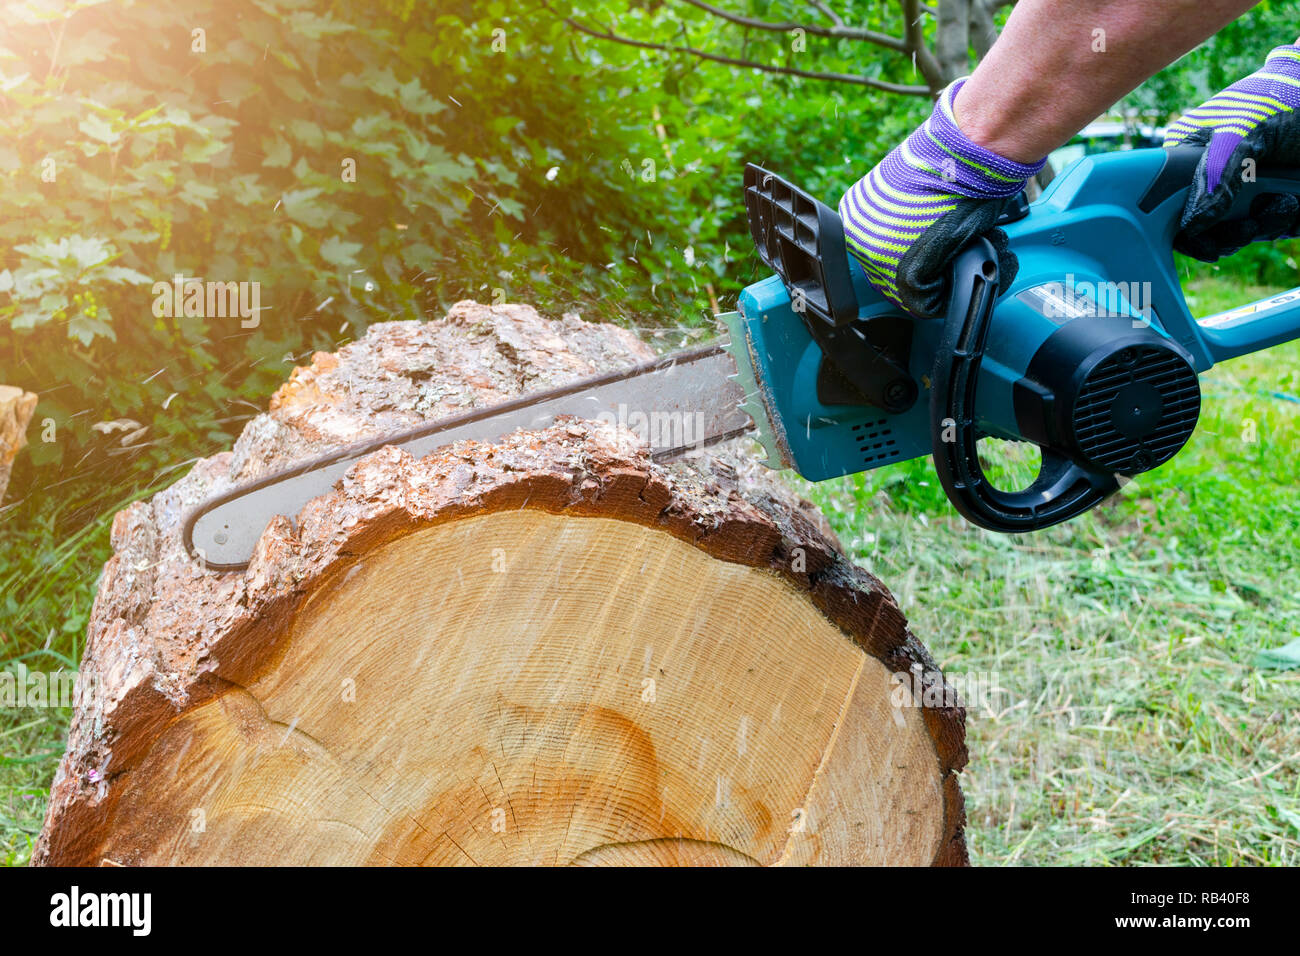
[185,144,1300,570]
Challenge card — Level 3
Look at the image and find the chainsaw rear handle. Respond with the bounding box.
[1136,145,1300,366]
[929,238,1119,533]
[1139,144,1300,232]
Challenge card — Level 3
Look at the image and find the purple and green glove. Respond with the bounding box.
[839,46,1300,315]
[839,78,1046,318]
[1166,43,1300,261]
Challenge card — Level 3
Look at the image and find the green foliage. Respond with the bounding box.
[1,0,480,481]
[0,0,929,496]
[1127,0,1298,116]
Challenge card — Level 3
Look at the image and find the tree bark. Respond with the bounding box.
[0,385,37,505]
[935,0,973,85]
[33,301,967,867]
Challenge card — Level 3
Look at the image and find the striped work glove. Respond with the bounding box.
[1166,43,1300,261]
[839,78,1046,318]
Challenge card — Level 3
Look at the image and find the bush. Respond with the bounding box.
[0,0,925,496]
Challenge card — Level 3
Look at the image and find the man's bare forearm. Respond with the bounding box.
[954,0,1262,162]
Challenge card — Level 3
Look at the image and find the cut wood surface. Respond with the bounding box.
[34,301,966,866]
[0,385,37,504]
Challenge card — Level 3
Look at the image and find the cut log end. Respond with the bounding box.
[0,385,37,504]
[34,302,966,867]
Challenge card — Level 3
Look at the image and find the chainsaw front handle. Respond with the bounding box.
[928,238,1119,533]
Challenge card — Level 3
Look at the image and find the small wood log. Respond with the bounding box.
[0,385,37,504]
[33,302,966,866]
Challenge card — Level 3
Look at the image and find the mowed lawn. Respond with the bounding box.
[2,277,1298,866]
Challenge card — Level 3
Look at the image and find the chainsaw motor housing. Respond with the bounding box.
[1009,309,1200,475]
[731,147,1300,531]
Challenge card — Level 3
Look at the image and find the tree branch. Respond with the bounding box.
[933,0,971,84]
[805,0,844,28]
[549,5,931,96]
[674,0,909,52]
[901,0,945,93]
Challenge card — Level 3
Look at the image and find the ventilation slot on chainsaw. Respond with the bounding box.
[1072,346,1201,474]
[853,419,899,465]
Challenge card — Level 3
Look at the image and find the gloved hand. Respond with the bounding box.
[839,78,1046,318]
[1166,43,1300,261]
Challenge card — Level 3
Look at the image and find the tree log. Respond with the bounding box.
[0,385,37,505]
[33,301,966,866]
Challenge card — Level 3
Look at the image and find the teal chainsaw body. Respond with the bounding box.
[726,145,1300,532]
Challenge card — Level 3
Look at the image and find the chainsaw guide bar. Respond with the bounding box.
[184,339,757,570]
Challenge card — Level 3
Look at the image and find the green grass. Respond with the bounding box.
[0,480,158,865]
[2,275,1298,866]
